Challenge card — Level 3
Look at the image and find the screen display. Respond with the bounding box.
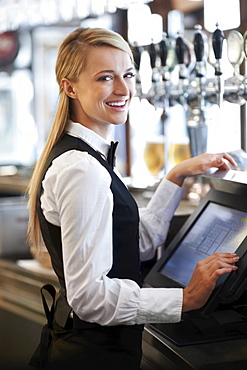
[160,202,247,287]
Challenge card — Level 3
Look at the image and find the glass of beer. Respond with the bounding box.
[144,135,165,179]
[168,138,191,167]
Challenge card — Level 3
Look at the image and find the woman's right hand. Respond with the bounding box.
[182,252,239,312]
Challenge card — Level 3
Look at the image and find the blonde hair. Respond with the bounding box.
[27,27,133,254]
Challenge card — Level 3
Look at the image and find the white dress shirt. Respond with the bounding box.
[41,121,185,326]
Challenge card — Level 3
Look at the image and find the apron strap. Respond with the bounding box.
[40,284,56,327]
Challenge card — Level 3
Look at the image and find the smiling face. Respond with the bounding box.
[62,46,136,138]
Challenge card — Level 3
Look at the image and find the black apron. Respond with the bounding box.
[31,134,144,370]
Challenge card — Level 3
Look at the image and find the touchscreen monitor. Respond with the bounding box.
[144,189,247,316]
[160,202,247,287]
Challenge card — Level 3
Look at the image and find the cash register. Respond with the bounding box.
[144,170,247,346]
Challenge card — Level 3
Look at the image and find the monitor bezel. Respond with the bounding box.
[144,189,247,317]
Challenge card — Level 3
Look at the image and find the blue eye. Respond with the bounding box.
[125,72,136,79]
[98,75,113,81]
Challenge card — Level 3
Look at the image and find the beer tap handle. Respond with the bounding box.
[175,35,186,65]
[243,31,247,102]
[224,31,245,105]
[149,41,157,70]
[212,29,224,60]
[175,34,187,79]
[148,41,161,106]
[243,30,247,61]
[227,30,244,75]
[212,24,224,75]
[133,43,142,72]
[133,43,142,96]
[212,24,224,106]
[193,25,204,63]
[159,34,168,68]
[159,34,170,111]
[193,25,206,110]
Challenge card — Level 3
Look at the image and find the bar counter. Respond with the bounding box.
[1,172,246,369]
[1,258,247,370]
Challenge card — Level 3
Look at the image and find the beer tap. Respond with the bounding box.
[192,24,206,110]
[212,23,224,107]
[224,30,245,105]
[243,30,247,101]
[186,26,208,157]
[244,30,247,62]
[158,33,170,111]
[148,40,162,107]
[133,42,142,98]
[131,24,247,139]
[175,33,190,108]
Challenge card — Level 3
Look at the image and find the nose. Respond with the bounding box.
[114,77,129,96]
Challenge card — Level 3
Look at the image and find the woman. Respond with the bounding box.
[28,27,238,370]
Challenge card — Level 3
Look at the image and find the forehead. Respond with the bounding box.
[84,46,133,74]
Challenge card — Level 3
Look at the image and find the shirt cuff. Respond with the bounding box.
[136,287,183,324]
[147,178,185,220]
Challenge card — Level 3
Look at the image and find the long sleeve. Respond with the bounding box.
[139,178,185,261]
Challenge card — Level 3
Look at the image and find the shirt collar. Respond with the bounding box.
[65,120,110,159]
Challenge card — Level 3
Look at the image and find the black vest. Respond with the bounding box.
[37,134,141,296]
[32,134,144,370]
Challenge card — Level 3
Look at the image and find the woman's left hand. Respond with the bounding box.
[166,152,238,186]
[182,252,239,312]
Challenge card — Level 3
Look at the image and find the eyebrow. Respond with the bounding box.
[95,67,134,76]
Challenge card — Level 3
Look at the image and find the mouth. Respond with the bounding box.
[106,99,128,108]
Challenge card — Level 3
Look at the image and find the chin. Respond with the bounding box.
[113,120,127,126]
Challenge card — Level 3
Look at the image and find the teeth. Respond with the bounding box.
[107,101,126,107]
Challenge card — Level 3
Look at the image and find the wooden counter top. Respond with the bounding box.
[0,175,29,195]
[0,259,59,325]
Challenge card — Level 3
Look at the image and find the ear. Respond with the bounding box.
[61,78,77,99]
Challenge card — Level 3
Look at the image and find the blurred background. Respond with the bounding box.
[0,0,246,188]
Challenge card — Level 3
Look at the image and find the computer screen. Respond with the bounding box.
[160,202,247,287]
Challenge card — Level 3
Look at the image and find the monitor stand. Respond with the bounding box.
[149,294,247,346]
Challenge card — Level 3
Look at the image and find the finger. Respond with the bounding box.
[222,152,238,167]
[211,252,239,261]
[203,255,239,277]
[212,157,231,170]
[191,154,229,173]
[210,264,238,281]
[197,253,239,275]
[201,252,238,264]
[214,153,238,169]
